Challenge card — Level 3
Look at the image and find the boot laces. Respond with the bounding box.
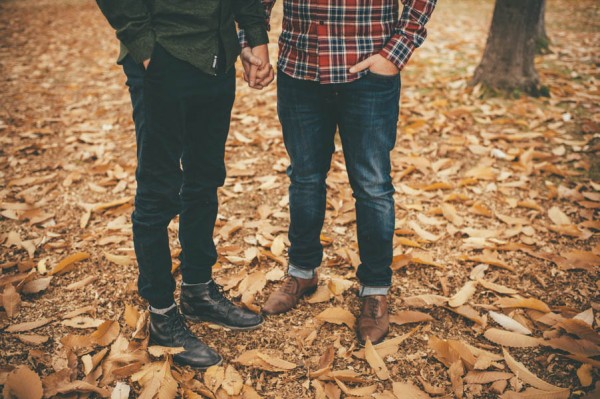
[168,310,195,341]
[365,297,380,318]
[281,276,299,294]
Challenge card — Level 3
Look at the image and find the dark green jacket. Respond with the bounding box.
[96,0,269,75]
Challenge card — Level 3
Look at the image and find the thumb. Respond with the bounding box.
[349,57,372,74]
[248,54,262,67]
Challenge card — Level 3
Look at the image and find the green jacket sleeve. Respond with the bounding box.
[232,0,269,47]
[96,0,155,63]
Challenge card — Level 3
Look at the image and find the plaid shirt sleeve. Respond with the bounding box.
[238,0,276,48]
[379,0,437,71]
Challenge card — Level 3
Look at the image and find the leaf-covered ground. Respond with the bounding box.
[1,0,599,398]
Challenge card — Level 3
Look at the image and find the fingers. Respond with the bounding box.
[348,57,373,74]
[249,64,259,88]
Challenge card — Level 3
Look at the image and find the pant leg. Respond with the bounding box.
[336,72,401,288]
[277,71,337,270]
[124,45,185,308]
[178,67,236,284]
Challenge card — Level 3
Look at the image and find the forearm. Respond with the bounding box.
[96,0,154,63]
[380,0,437,70]
[238,0,275,48]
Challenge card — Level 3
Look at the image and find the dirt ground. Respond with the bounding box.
[1,0,599,398]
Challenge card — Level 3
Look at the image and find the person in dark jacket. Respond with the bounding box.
[95,0,274,368]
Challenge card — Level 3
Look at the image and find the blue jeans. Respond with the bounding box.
[277,70,400,288]
[122,44,235,308]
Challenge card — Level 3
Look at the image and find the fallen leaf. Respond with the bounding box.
[2,366,43,399]
[392,381,431,399]
[2,285,21,318]
[448,281,478,307]
[484,328,540,347]
[502,348,563,391]
[6,317,53,332]
[50,252,90,275]
[316,307,356,329]
[389,310,433,325]
[496,297,551,313]
[489,311,532,335]
[365,339,390,380]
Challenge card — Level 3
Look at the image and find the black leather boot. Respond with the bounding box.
[149,307,222,369]
[180,281,264,330]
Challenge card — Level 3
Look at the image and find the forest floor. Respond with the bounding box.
[1,0,599,398]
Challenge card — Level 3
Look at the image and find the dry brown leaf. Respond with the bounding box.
[500,388,570,399]
[50,252,90,275]
[15,334,49,345]
[2,366,43,399]
[557,250,600,271]
[61,316,104,329]
[448,281,478,307]
[148,346,185,357]
[5,317,53,333]
[256,352,297,371]
[364,339,390,380]
[577,364,593,387]
[496,297,551,313]
[124,304,140,329]
[389,310,433,325]
[489,311,532,335]
[21,277,52,294]
[222,365,244,395]
[448,305,485,326]
[307,285,333,304]
[409,220,441,242]
[477,278,518,295]
[540,335,600,357]
[555,319,600,344]
[104,252,132,266]
[441,203,464,226]
[234,350,296,372]
[334,378,377,396]
[548,207,571,225]
[55,381,110,397]
[218,219,243,240]
[132,360,178,399]
[204,365,225,393]
[502,348,563,391]
[315,307,356,329]
[2,284,21,318]
[464,371,513,384]
[484,328,540,348]
[391,381,431,399]
[327,278,353,296]
[270,234,286,257]
[461,251,514,271]
[449,360,464,398]
[403,294,448,308]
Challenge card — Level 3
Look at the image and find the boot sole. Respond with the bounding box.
[183,315,265,331]
[261,285,318,316]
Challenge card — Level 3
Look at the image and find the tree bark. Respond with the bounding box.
[535,0,551,54]
[471,0,544,95]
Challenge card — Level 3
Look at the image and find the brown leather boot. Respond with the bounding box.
[261,274,318,315]
[357,295,389,346]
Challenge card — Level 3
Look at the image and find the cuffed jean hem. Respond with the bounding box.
[358,285,390,297]
[288,263,318,279]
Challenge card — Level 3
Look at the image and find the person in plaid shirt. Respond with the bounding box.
[245,0,437,345]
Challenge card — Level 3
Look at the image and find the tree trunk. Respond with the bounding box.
[471,0,544,96]
[535,0,551,54]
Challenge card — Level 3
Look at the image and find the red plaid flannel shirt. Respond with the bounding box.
[240,0,437,84]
